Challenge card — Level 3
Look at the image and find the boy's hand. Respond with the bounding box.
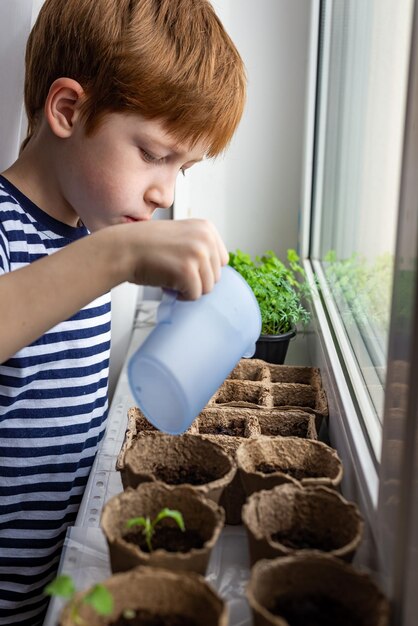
[120,218,229,300]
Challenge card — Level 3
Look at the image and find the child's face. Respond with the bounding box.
[59,112,205,231]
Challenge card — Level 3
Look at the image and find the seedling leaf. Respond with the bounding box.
[44,575,75,599]
[126,516,148,529]
[153,508,185,532]
[84,584,113,616]
[126,508,185,552]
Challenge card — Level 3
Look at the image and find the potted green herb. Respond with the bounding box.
[229,249,311,363]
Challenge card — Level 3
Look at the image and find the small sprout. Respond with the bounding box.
[44,574,113,625]
[123,608,137,619]
[44,575,75,599]
[84,584,114,616]
[126,507,185,552]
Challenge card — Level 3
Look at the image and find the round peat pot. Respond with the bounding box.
[246,553,389,626]
[236,436,343,497]
[121,432,236,505]
[59,566,228,626]
[242,483,363,565]
[101,482,224,575]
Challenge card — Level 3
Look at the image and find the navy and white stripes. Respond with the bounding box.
[0,176,111,625]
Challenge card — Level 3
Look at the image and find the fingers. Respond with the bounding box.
[170,219,225,299]
[210,224,229,284]
[124,218,228,300]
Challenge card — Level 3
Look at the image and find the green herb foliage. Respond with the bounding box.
[324,250,393,335]
[44,574,113,624]
[229,249,311,335]
[126,507,185,552]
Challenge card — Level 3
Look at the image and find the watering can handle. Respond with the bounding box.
[157,289,178,323]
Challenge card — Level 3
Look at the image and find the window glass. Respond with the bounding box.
[312,0,413,434]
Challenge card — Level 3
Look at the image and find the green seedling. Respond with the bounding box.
[44,574,113,625]
[126,507,185,552]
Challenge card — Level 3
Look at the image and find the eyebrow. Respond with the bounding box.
[164,142,205,163]
[139,131,205,162]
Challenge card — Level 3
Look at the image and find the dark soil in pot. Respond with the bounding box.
[256,411,317,439]
[123,526,204,553]
[109,610,197,626]
[198,417,247,437]
[151,464,218,486]
[270,526,337,551]
[270,593,358,626]
[254,462,323,481]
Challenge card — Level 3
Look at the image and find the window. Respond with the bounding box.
[309,0,414,457]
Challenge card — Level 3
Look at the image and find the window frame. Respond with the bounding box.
[301,4,418,607]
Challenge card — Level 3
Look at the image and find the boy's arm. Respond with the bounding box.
[0,218,228,364]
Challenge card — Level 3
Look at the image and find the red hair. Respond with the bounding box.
[24,0,246,156]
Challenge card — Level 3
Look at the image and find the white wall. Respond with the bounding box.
[0,0,34,170]
[175,0,312,261]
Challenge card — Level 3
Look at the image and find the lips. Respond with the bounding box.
[123,215,151,223]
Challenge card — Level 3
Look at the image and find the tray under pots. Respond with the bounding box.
[101,481,224,575]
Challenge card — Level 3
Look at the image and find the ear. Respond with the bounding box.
[44,78,86,138]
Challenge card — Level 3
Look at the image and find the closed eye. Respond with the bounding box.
[140,148,166,165]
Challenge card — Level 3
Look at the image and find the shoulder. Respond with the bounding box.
[0,180,28,229]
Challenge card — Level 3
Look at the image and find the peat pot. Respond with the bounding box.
[101,481,224,575]
[59,566,228,626]
[120,432,236,505]
[242,483,363,565]
[236,436,343,497]
[247,552,390,626]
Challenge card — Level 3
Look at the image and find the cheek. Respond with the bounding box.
[73,155,118,208]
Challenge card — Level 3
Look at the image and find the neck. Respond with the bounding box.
[1,127,79,227]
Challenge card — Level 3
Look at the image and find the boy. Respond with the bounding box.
[0,0,246,623]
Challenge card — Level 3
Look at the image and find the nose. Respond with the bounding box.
[144,175,175,211]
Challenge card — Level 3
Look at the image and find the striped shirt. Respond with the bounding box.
[0,176,111,625]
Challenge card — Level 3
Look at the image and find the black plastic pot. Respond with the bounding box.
[253,327,296,364]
